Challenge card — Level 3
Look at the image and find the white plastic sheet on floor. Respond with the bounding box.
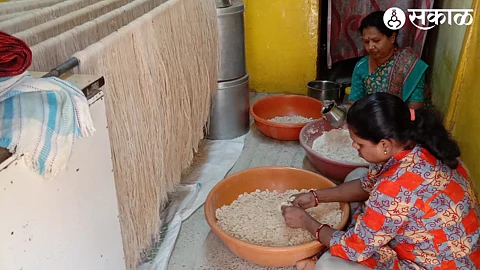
[138,135,246,270]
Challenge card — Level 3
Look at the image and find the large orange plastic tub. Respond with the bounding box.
[204,166,350,267]
[299,119,369,182]
[250,95,323,140]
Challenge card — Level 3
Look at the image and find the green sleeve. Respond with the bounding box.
[406,73,425,103]
[349,59,367,102]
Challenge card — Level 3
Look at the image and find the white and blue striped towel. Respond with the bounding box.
[0,72,94,179]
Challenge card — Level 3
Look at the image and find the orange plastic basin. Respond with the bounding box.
[204,166,350,267]
[250,95,323,140]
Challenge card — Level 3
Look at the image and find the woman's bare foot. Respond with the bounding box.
[295,256,317,270]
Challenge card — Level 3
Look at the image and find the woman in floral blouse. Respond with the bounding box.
[283,92,480,269]
[348,11,428,110]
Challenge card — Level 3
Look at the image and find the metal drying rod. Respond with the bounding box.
[42,57,105,100]
[42,57,79,78]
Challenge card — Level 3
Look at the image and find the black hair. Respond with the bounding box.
[359,11,399,41]
[346,93,461,169]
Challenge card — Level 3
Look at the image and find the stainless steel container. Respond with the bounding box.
[217,0,246,81]
[307,80,342,103]
[207,73,250,140]
[321,100,347,128]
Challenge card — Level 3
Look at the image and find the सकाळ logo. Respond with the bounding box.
[384,7,407,30]
[384,7,474,30]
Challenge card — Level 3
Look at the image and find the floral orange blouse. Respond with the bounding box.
[329,146,480,269]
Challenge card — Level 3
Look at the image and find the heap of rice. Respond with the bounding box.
[312,129,366,163]
[215,189,342,246]
[269,115,313,124]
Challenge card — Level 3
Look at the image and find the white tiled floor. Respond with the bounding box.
[168,92,323,270]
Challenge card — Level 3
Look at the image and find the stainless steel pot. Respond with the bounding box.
[207,73,250,140]
[307,80,342,103]
[217,0,246,81]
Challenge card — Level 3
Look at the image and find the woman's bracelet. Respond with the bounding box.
[315,224,330,243]
[309,189,319,207]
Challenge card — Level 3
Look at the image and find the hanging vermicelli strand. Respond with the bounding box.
[28,0,165,72]
[0,10,31,23]
[0,0,102,34]
[0,0,65,15]
[13,0,131,46]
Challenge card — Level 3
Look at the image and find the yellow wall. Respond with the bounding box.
[244,0,319,94]
[445,0,480,192]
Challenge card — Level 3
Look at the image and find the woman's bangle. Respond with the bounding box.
[315,224,330,243]
[309,189,319,207]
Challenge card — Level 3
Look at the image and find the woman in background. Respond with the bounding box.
[348,11,428,109]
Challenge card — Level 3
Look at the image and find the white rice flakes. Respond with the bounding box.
[215,189,342,246]
[268,115,314,124]
[312,128,366,164]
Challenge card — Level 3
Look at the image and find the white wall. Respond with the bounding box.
[0,92,126,270]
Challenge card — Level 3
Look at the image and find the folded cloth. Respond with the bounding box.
[0,72,95,178]
[0,31,32,77]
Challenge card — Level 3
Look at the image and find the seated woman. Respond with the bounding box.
[283,92,480,269]
[348,11,428,109]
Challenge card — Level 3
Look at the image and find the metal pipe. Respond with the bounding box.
[41,57,79,78]
[39,57,104,100]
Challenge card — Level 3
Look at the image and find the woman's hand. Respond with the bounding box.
[290,192,316,209]
[281,206,320,234]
